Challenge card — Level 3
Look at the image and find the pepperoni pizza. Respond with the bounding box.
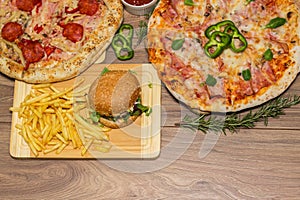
[148,0,300,112]
[0,0,123,83]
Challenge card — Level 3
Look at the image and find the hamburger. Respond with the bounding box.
[90,69,151,129]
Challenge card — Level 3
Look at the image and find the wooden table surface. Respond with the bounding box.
[0,10,300,200]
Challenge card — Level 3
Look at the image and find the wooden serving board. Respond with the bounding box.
[95,52,106,64]
[10,64,161,159]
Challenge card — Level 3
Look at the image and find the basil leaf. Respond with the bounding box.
[171,38,185,50]
[245,0,255,5]
[265,17,287,29]
[184,0,194,6]
[263,48,273,61]
[100,67,110,76]
[205,74,217,86]
[242,69,251,81]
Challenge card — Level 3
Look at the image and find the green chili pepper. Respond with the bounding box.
[118,24,134,41]
[204,31,231,58]
[265,17,287,29]
[111,34,134,61]
[263,48,273,61]
[224,25,248,53]
[242,69,251,81]
[205,20,235,38]
[171,38,185,50]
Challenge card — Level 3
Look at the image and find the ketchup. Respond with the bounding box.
[124,0,152,6]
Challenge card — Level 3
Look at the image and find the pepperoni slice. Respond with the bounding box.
[62,23,84,43]
[44,45,56,57]
[1,22,24,42]
[78,0,99,16]
[18,39,45,69]
[16,0,41,12]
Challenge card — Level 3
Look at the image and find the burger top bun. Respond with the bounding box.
[93,70,141,117]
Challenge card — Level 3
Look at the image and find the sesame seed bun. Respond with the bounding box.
[92,70,141,128]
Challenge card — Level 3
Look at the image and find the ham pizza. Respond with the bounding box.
[0,0,123,83]
[148,0,300,112]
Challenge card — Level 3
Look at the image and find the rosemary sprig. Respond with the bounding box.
[180,95,300,134]
[136,20,148,46]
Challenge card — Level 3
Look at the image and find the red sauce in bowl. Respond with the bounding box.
[124,0,153,6]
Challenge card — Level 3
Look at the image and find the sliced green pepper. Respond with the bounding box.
[224,25,248,53]
[111,34,134,61]
[204,31,231,58]
[205,20,235,38]
[118,24,134,42]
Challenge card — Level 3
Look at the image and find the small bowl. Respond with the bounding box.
[121,0,158,16]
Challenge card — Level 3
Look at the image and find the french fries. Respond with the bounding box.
[10,79,112,157]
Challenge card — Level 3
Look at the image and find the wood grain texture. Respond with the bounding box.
[0,10,300,200]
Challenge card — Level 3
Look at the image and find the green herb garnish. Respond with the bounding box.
[245,0,255,5]
[184,0,194,6]
[263,48,273,61]
[100,67,110,76]
[136,20,148,46]
[205,74,217,86]
[171,38,185,50]
[179,95,300,134]
[242,69,251,81]
[90,111,101,123]
[265,17,287,29]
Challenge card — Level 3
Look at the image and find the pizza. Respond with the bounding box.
[147,0,300,112]
[0,0,123,83]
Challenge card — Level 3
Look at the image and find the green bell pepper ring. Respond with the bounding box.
[224,25,248,53]
[204,31,231,58]
[118,24,134,42]
[205,20,235,38]
[111,34,134,61]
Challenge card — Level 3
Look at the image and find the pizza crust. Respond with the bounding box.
[0,0,123,83]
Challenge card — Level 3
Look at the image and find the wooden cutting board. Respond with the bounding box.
[10,63,161,159]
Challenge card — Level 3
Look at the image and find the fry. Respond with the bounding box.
[22,93,50,105]
[32,83,51,89]
[81,139,93,156]
[43,142,62,154]
[56,143,68,154]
